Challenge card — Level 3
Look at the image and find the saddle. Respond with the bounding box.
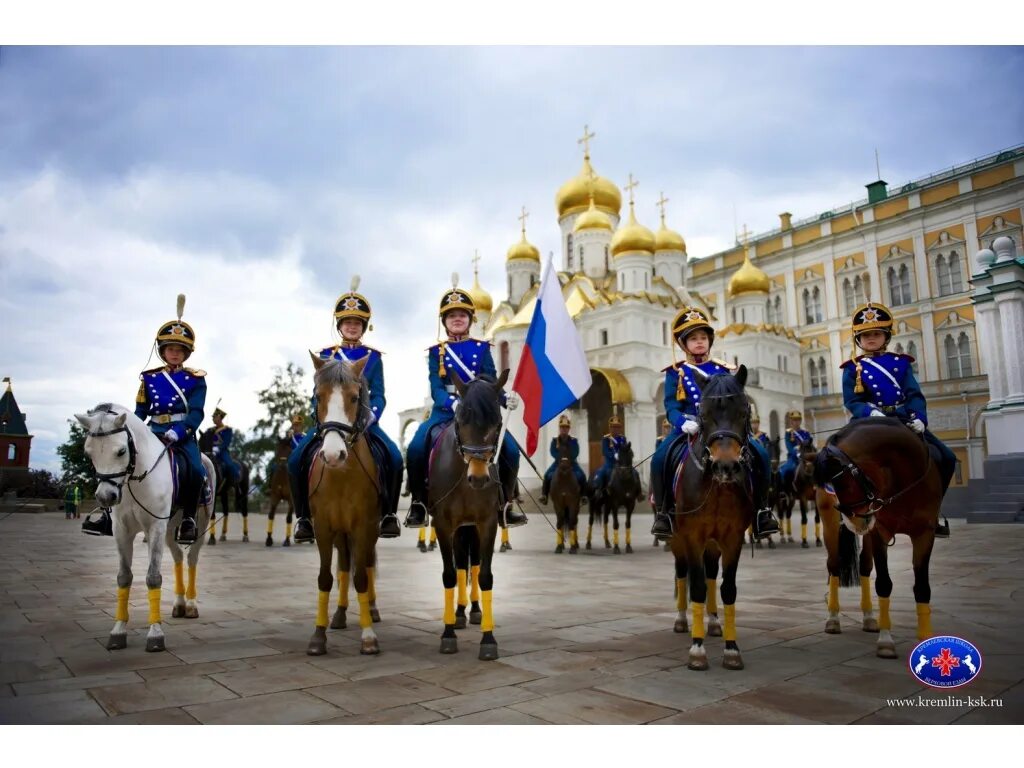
[169,449,213,508]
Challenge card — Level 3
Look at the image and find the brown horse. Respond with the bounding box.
[550,437,581,554]
[265,436,294,547]
[815,417,941,658]
[778,437,821,547]
[304,353,381,657]
[429,370,510,661]
[669,367,755,671]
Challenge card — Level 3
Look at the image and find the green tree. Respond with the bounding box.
[245,363,310,487]
[19,469,62,498]
[57,419,96,488]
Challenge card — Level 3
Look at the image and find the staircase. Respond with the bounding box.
[966,454,1024,524]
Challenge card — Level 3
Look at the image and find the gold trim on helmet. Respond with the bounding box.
[212,407,227,419]
[786,410,802,421]
[558,415,571,428]
[608,414,622,427]
[156,321,196,353]
[671,306,714,347]
[439,288,476,319]
[334,292,372,324]
[851,301,894,337]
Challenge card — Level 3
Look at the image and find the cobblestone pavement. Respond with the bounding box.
[1,506,1021,724]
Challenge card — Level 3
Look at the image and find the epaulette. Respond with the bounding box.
[662,362,681,373]
[839,357,861,370]
[185,367,206,377]
[712,358,737,371]
[215,425,228,433]
[318,345,337,358]
[141,366,166,377]
[135,382,146,404]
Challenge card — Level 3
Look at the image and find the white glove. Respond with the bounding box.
[682,420,700,436]
[212,446,220,455]
[365,409,378,427]
[506,392,520,411]
[869,410,885,418]
[163,430,178,444]
[908,418,925,434]
[451,398,460,414]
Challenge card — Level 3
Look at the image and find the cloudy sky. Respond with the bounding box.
[2,45,1022,473]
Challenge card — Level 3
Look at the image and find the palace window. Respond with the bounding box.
[6,444,14,462]
[937,251,964,296]
[605,246,610,272]
[907,340,919,375]
[803,286,823,324]
[600,329,609,346]
[567,234,574,271]
[662,321,668,346]
[944,332,974,378]
[888,264,913,306]
[808,358,827,396]
[500,341,510,371]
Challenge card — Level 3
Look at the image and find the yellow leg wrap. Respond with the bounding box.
[444,587,456,625]
[706,579,718,615]
[801,522,807,541]
[501,527,509,545]
[613,529,619,546]
[675,578,687,612]
[916,603,933,640]
[186,566,197,600]
[556,529,564,546]
[481,590,494,632]
[879,596,892,631]
[786,518,793,536]
[626,529,631,546]
[430,527,437,544]
[603,521,609,539]
[147,587,161,625]
[317,590,330,627]
[173,562,184,596]
[418,527,426,543]
[457,569,468,608]
[337,571,349,608]
[571,530,578,547]
[860,576,873,613]
[115,586,130,622]
[692,603,706,640]
[724,604,737,642]
[367,566,376,603]
[242,518,249,535]
[266,518,274,535]
[586,523,593,540]
[221,515,228,535]
[746,525,752,536]
[827,575,840,614]
[470,565,480,602]
[358,591,372,629]
[286,522,292,539]
[815,521,821,539]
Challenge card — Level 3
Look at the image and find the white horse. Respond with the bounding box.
[76,403,215,652]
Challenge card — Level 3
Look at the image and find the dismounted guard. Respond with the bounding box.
[779,410,814,492]
[539,414,589,505]
[589,412,639,500]
[649,306,779,541]
[210,406,242,484]
[83,294,209,544]
[404,275,526,529]
[841,301,953,537]
[288,276,405,542]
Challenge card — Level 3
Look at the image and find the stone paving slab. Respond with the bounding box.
[1,513,1022,724]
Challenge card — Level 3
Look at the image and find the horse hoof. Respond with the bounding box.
[219,534,227,542]
[455,614,467,630]
[613,545,621,555]
[722,650,744,670]
[585,541,592,550]
[417,542,427,552]
[171,604,186,619]
[816,539,823,547]
[862,617,879,633]
[242,534,249,543]
[499,543,508,553]
[370,607,381,623]
[208,535,216,546]
[555,545,564,554]
[478,642,499,661]
[145,635,166,653]
[184,605,199,619]
[674,619,689,634]
[360,638,380,655]
[307,628,327,656]
[708,622,723,638]
[265,536,273,547]
[625,544,633,554]
[801,540,809,549]
[283,538,291,547]
[330,608,347,630]
[604,541,611,549]
[653,539,659,547]
[428,542,436,551]
[688,654,709,671]
[767,539,776,549]
[825,618,842,634]
[663,542,670,551]
[469,608,482,625]
[440,637,459,654]
[106,634,128,651]
[877,644,898,659]
[570,545,579,554]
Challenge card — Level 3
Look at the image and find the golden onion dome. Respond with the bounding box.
[654,214,686,252]
[506,229,540,262]
[573,195,613,233]
[728,253,771,296]
[556,155,622,218]
[610,202,655,257]
[466,269,493,313]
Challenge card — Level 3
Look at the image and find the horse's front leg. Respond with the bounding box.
[307,527,334,656]
[455,532,471,628]
[477,520,499,661]
[108,518,135,650]
[911,529,936,641]
[166,518,187,619]
[703,548,721,638]
[437,520,460,654]
[859,533,876,632]
[673,551,689,634]
[143,525,166,652]
[872,528,898,658]
[684,541,709,671]
[799,497,809,547]
[820,492,844,634]
[718,537,744,670]
[266,497,277,546]
[331,539,350,630]
[624,502,633,554]
[813,500,822,546]
[352,537,379,655]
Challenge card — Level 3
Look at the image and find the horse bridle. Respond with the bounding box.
[87,411,170,517]
[821,442,932,523]
[696,392,751,467]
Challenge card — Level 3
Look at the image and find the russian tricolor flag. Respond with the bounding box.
[512,255,591,456]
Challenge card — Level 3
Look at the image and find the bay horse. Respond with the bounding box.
[778,437,821,548]
[669,367,755,671]
[75,404,214,652]
[265,436,294,546]
[199,428,251,544]
[815,417,941,659]
[429,370,510,660]
[304,353,381,656]
[549,436,581,554]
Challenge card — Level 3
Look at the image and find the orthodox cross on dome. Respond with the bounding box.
[737,223,753,248]
[624,173,639,206]
[656,191,670,224]
[472,249,481,278]
[578,124,595,158]
[518,206,530,237]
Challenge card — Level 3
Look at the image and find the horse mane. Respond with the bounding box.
[458,375,501,427]
[314,358,371,430]
[702,373,743,399]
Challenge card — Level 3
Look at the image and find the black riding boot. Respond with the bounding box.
[82,508,113,536]
[578,477,589,505]
[379,459,402,539]
[175,472,201,545]
[290,452,314,543]
[650,459,673,540]
[404,460,428,528]
[539,474,551,505]
[750,458,780,540]
[498,460,527,528]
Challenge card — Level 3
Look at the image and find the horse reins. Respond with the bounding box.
[820,442,933,520]
[89,414,174,521]
[308,404,379,499]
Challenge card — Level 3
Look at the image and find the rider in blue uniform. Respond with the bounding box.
[750,415,771,454]
[589,413,639,500]
[655,417,672,449]
[779,410,814,494]
[404,277,526,529]
[840,301,953,537]
[210,407,242,484]
[83,295,208,543]
[289,413,306,451]
[288,276,405,542]
[649,306,779,541]
[538,414,589,505]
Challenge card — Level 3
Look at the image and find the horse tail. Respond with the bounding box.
[837,524,860,588]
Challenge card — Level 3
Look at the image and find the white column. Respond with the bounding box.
[913,233,931,301]
[919,311,939,382]
[785,271,798,328]
[964,219,980,265]
[822,259,838,320]
[996,293,1024,403]
[976,301,1006,406]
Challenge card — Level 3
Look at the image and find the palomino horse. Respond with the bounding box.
[76,404,214,652]
[549,436,581,554]
[778,437,821,548]
[669,367,755,671]
[304,354,381,656]
[265,436,294,547]
[815,417,942,659]
[199,428,251,544]
[429,370,511,660]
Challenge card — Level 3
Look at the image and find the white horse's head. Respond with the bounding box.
[75,404,136,507]
[309,352,369,468]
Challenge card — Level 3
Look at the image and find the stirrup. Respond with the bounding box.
[82,509,113,537]
[175,518,198,545]
[294,518,315,542]
[651,511,673,540]
[379,514,401,539]
[501,502,527,528]
[404,501,428,528]
[753,509,779,540]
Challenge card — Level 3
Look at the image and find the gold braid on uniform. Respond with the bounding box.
[438,342,447,377]
[852,339,865,394]
[676,367,686,402]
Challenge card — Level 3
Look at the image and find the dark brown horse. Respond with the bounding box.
[670,366,755,671]
[304,354,381,656]
[815,417,941,659]
[603,442,641,554]
[199,428,251,544]
[265,436,294,547]
[429,370,510,661]
[778,437,821,547]
[550,436,581,554]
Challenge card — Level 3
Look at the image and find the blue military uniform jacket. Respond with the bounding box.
[290,431,305,450]
[662,359,733,429]
[840,351,928,425]
[135,365,206,442]
[427,338,500,418]
[601,434,627,469]
[549,436,581,463]
[315,344,386,423]
[753,431,771,452]
[784,428,814,462]
[212,425,235,454]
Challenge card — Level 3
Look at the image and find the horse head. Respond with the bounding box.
[616,441,634,469]
[74,404,137,507]
[695,365,750,484]
[310,352,369,468]
[274,436,292,461]
[555,435,574,468]
[451,369,508,490]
